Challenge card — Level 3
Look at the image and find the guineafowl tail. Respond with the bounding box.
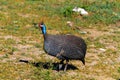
[81,59,85,65]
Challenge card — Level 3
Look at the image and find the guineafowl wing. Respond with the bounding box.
[55,35,86,60]
[44,34,86,60]
[59,42,85,60]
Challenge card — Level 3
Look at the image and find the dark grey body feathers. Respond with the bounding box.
[43,34,87,63]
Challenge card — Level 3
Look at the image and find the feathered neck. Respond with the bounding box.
[41,24,46,34]
[43,33,48,40]
[39,22,48,40]
[41,24,47,40]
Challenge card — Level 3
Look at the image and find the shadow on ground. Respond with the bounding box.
[19,59,78,71]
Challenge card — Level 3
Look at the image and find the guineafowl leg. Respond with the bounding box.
[59,60,64,70]
[64,60,69,71]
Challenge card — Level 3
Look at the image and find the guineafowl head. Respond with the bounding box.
[39,21,46,34]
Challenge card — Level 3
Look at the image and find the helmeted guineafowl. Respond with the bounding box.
[38,21,87,71]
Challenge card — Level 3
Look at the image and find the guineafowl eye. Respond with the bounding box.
[38,22,87,71]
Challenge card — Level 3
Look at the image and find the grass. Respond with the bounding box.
[0,0,120,80]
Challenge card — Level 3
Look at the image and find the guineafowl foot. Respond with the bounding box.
[58,60,64,71]
[64,60,69,71]
[59,64,63,70]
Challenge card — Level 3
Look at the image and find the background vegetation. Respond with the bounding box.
[0,0,120,80]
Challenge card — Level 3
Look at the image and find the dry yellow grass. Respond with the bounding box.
[0,0,120,80]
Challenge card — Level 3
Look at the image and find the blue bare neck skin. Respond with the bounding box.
[42,24,46,35]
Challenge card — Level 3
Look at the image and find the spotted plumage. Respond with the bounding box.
[39,22,87,71]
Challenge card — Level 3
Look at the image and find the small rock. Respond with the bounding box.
[99,48,106,52]
[67,21,73,27]
[66,21,76,30]
[79,31,87,34]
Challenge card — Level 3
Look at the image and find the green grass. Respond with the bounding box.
[0,0,120,80]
